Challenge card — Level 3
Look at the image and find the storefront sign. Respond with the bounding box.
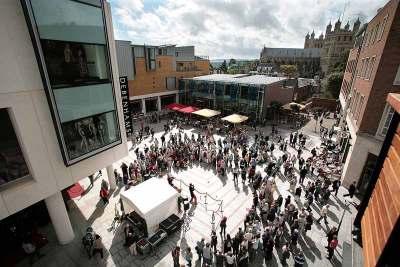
[119,76,132,135]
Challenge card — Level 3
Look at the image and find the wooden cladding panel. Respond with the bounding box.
[361,124,400,267]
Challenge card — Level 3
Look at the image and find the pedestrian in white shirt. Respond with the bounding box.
[316,204,329,224]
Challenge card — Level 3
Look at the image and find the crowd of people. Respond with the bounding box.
[113,113,352,266]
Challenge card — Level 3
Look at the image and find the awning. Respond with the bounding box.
[221,114,249,124]
[282,102,306,111]
[178,106,199,113]
[165,103,187,111]
[192,108,221,118]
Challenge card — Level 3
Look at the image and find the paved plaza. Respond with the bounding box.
[18,117,357,267]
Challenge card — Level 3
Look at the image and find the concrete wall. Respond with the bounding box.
[0,0,128,220]
[264,81,294,106]
[115,40,135,80]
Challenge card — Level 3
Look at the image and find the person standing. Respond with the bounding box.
[326,227,338,248]
[316,204,329,224]
[327,235,338,260]
[202,243,213,266]
[225,252,236,267]
[185,247,193,267]
[171,246,180,267]
[196,238,205,260]
[331,178,341,196]
[211,231,218,253]
[88,174,94,187]
[22,238,43,264]
[92,234,104,259]
[189,183,197,205]
[233,166,239,183]
[343,181,356,199]
[220,216,227,237]
[99,186,109,205]
[280,242,290,266]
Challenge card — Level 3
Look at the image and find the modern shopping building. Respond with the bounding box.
[0,0,128,260]
[115,41,210,115]
[354,93,400,267]
[338,0,400,193]
[179,74,315,120]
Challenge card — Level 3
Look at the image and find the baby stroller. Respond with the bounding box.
[82,227,95,258]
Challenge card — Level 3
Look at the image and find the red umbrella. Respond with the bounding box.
[179,106,199,113]
[165,103,187,111]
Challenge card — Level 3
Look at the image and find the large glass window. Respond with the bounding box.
[146,48,156,70]
[41,40,109,88]
[22,0,121,165]
[0,109,30,186]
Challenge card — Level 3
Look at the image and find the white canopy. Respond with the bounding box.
[192,108,221,118]
[120,178,179,235]
[221,113,249,124]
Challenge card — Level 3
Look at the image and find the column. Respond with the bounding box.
[157,96,162,111]
[106,165,116,190]
[141,98,146,114]
[175,93,179,103]
[45,192,75,245]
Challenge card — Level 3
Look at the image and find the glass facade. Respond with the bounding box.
[0,109,30,187]
[22,0,121,165]
[180,79,264,119]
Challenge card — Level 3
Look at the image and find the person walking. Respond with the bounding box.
[171,246,180,267]
[280,242,290,266]
[220,216,227,238]
[22,238,44,264]
[233,166,239,183]
[331,178,341,196]
[316,204,329,224]
[327,235,338,260]
[326,227,338,248]
[225,252,236,267]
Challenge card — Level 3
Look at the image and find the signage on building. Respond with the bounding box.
[119,76,132,136]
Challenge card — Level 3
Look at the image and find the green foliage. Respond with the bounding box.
[220,60,228,73]
[280,64,298,78]
[228,58,237,66]
[333,50,350,73]
[326,71,344,99]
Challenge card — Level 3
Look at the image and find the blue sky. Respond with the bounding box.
[109,0,387,59]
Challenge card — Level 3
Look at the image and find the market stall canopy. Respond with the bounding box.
[192,108,221,118]
[165,103,187,111]
[221,114,249,124]
[178,106,199,113]
[282,102,306,111]
[120,178,179,235]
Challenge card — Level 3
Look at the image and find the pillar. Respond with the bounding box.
[45,192,75,245]
[175,93,179,103]
[157,96,162,111]
[106,165,116,190]
[141,98,146,114]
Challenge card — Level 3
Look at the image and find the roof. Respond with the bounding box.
[189,74,287,85]
[221,114,249,124]
[261,47,321,58]
[120,178,178,216]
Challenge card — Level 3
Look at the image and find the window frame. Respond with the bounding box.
[20,0,122,166]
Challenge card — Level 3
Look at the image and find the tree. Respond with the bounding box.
[326,71,344,99]
[220,60,228,73]
[280,64,298,78]
[333,50,350,73]
[228,58,237,66]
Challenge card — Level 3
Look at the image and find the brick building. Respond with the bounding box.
[338,0,400,194]
[354,93,400,267]
[115,41,210,115]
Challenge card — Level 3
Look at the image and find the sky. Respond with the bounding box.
[109,0,387,60]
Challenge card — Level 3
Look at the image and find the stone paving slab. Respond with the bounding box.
[17,117,356,267]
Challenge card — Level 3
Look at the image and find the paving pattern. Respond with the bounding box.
[17,117,357,267]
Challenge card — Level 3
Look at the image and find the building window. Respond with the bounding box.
[394,65,400,85]
[21,0,121,165]
[158,61,161,68]
[354,95,364,121]
[146,48,156,70]
[378,15,388,41]
[362,58,370,78]
[166,77,176,90]
[0,109,30,187]
[378,103,395,136]
[367,56,376,80]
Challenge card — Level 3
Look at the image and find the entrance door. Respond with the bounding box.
[357,153,378,196]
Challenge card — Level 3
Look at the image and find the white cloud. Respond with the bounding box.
[109,0,387,59]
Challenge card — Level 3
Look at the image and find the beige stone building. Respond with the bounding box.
[304,19,361,76]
